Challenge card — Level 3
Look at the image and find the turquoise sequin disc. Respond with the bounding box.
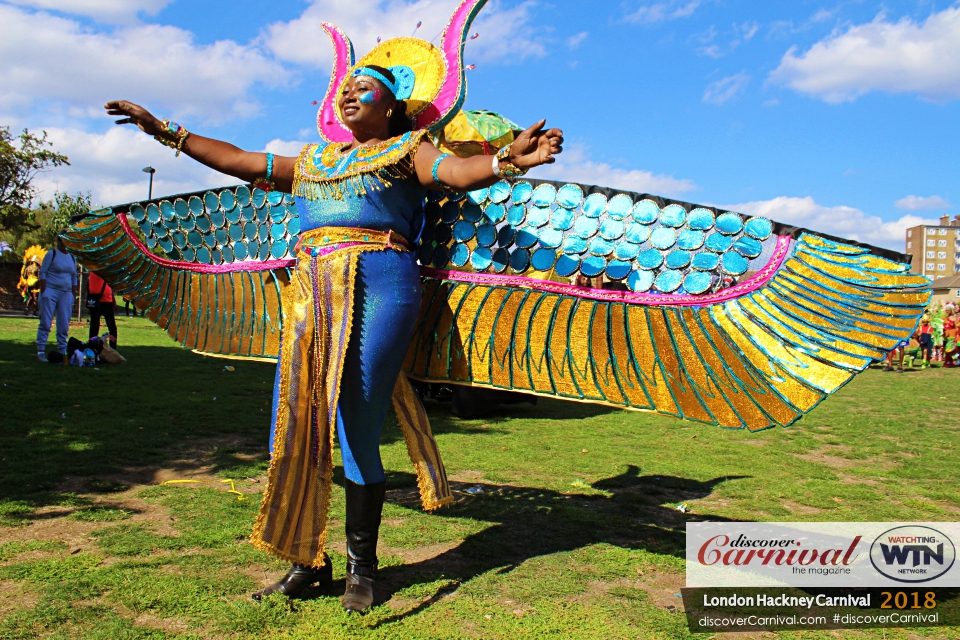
[627,269,654,292]
[659,204,687,228]
[687,208,715,230]
[677,229,705,250]
[531,248,557,271]
[631,200,659,224]
[650,227,677,250]
[532,183,557,207]
[637,249,663,270]
[683,271,713,294]
[554,254,580,277]
[715,212,744,235]
[580,255,606,277]
[691,252,719,270]
[722,252,748,275]
[471,247,493,270]
[582,193,607,218]
[556,183,584,209]
[655,269,683,292]
[624,223,651,244]
[704,233,733,252]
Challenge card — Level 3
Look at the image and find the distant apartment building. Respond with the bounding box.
[904,215,960,277]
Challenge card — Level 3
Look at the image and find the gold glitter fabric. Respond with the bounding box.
[293,130,427,200]
[252,228,451,567]
[403,233,931,431]
[64,215,452,567]
[65,202,930,437]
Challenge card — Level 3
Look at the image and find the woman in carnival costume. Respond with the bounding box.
[65,0,932,616]
[19,245,46,317]
[106,2,560,612]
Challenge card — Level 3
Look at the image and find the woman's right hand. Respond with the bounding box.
[105,101,165,137]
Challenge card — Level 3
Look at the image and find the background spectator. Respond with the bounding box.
[87,271,118,347]
[36,233,77,362]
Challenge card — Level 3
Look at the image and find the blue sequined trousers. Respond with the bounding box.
[270,177,426,485]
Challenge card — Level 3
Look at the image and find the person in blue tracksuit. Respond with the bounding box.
[36,233,78,362]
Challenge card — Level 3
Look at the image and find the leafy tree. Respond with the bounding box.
[52,191,93,230]
[0,126,73,261]
[1,127,70,229]
[0,192,92,262]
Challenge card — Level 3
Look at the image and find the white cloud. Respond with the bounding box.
[535,145,696,198]
[739,21,759,40]
[726,195,938,250]
[895,195,952,211]
[263,139,313,157]
[0,4,289,125]
[810,9,835,24]
[769,6,960,102]
[698,45,721,58]
[624,0,701,24]
[263,0,545,69]
[703,72,750,104]
[566,31,588,49]
[29,127,234,206]
[3,0,173,24]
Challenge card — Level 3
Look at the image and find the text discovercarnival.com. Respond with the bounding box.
[681,522,959,632]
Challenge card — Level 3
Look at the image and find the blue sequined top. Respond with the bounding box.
[292,131,429,243]
[295,178,426,243]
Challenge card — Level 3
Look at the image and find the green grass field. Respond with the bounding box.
[0,315,957,639]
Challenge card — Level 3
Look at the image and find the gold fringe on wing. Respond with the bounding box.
[402,233,931,431]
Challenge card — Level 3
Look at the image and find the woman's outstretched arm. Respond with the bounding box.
[105,101,297,193]
[413,120,563,192]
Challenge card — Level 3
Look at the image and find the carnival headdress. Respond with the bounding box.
[317,0,487,143]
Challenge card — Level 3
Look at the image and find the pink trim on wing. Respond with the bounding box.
[417,235,793,307]
[414,0,487,131]
[308,242,364,258]
[318,22,354,143]
[117,213,296,273]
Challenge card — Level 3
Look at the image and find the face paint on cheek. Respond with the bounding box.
[357,89,382,105]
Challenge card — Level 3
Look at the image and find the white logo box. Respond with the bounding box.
[686,522,960,588]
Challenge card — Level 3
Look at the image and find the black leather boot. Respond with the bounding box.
[342,479,386,613]
[251,553,332,601]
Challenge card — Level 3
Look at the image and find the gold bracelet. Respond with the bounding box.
[154,119,190,157]
[496,143,527,178]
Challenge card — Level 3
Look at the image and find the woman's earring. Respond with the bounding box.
[386,109,393,118]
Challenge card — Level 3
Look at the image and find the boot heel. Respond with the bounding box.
[343,570,376,612]
[252,553,332,601]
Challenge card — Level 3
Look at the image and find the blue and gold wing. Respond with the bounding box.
[64,178,930,431]
[402,179,931,431]
[62,185,299,360]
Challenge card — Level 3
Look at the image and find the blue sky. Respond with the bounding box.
[2,0,959,249]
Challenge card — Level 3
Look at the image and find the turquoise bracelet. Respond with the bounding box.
[251,152,276,192]
[431,153,451,188]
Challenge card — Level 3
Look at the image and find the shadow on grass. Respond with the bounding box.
[0,333,575,519]
[365,465,750,626]
[0,335,283,518]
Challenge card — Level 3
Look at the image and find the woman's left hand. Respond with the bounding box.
[509,120,564,169]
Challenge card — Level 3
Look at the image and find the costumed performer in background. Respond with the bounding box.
[19,245,45,317]
[105,65,562,610]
